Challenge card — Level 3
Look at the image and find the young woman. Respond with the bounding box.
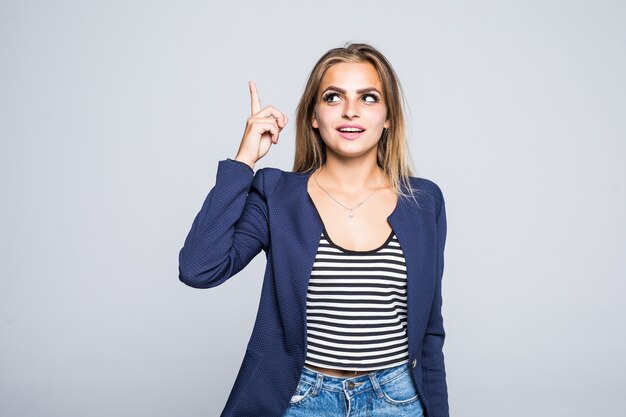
[179,43,449,417]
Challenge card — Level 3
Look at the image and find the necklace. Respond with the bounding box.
[313,167,384,219]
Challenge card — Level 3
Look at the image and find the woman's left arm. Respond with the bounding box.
[421,187,449,417]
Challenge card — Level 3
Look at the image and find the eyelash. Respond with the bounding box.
[322,92,380,103]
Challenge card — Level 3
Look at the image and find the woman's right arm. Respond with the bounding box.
[178,158,274,288]
[178,81,288,289]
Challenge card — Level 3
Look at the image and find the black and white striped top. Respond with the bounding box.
[304,227,409,371]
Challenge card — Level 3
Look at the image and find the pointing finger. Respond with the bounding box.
[249,80,261,116]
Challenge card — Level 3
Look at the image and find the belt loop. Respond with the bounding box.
[369,371,384,399]
[311,372,324,397]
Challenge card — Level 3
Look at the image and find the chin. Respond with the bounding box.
[328,142,379,158]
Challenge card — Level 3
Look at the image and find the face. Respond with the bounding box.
[312,62,390,160]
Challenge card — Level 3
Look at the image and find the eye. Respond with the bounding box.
[363,94,380,103]
[322,92,341,103]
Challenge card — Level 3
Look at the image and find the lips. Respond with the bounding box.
[336,124,366,140]
[337,124,366,132]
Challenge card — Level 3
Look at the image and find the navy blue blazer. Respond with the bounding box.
[179,158,449,417]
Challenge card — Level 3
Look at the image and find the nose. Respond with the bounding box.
[343,98,359,119]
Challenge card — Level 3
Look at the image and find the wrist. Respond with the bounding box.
[230,156,255,171]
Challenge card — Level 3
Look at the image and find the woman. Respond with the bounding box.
[179,42,449,417]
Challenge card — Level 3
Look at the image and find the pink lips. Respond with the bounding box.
[337,124,366,140]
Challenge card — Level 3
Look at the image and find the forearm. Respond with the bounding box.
[178,158,268,288]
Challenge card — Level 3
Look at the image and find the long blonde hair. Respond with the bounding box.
[292,42,418,202]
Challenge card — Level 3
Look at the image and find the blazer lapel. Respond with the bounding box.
[272,170,322,352]
[387,190,438,360]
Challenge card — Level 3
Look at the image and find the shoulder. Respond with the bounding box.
[404,176,445,215]
[409,176,444,202]
[251,166,286,199]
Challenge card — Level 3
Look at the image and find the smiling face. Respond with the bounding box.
[312,62,390,160]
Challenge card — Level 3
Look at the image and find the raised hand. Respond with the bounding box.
[234,81,288,169]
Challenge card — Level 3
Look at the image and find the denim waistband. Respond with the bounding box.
[299,362,411,394]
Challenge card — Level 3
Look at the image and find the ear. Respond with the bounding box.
[383,118,390,129]
[312,112,319,129]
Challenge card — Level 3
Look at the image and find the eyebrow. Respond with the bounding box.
[322,86,382,95]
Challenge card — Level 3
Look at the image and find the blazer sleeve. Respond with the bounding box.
[178,158,273,289]
[421,185,449,417]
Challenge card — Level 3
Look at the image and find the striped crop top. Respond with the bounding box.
[304,226,409,371]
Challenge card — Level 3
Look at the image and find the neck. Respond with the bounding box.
[317,153,384,194]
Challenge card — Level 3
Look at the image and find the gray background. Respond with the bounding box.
[1,1,624,416]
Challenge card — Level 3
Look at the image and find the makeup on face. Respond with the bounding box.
[336,123,366,140]
[320,87,382,105]
[313,62,389,145]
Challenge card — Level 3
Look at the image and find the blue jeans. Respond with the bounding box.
[282,362,424,416]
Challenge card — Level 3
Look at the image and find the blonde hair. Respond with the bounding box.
[292,42,418,203]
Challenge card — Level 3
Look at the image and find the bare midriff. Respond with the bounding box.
[305,363,372,378]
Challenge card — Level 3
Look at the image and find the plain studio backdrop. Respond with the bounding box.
[1,1,624,416]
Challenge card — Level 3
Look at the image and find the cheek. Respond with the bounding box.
[315,109,338,130]
[365,108,388,126]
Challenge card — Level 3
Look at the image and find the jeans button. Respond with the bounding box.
[347,381,355,390]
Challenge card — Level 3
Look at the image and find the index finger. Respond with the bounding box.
[249,80,261,116]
